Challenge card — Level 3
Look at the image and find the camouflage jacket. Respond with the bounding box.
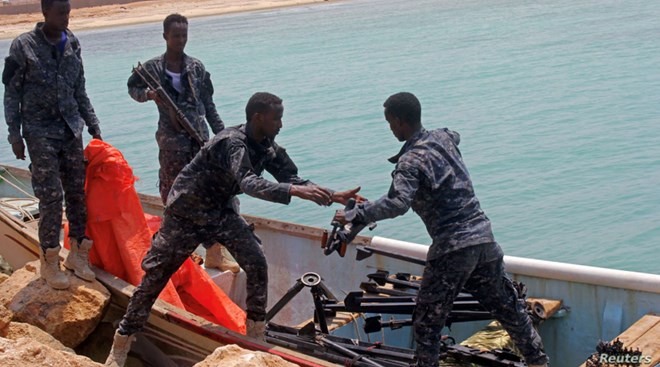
[345,128,494,260]
[127,54,223,152]
[3,23,101,144]
[166,124,313,223]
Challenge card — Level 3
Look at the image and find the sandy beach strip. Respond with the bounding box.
[0,0,337,40]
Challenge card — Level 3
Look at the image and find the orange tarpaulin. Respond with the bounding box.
[65,139,245,334]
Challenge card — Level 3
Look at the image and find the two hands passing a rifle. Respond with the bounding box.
[323,193,375,257]
[288,184,369,257]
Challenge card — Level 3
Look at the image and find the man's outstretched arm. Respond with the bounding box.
[228,141,293,204]
[265,144,362,206]
[338,162,420,224]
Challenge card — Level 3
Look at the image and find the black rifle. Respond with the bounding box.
[131,62,207,147]
[323,198,376,257]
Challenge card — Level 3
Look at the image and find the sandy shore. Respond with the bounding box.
[0,0,335,40]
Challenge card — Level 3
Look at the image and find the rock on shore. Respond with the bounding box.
[0,259,110,348]
[0,336,103,366]
[193,344,298,367]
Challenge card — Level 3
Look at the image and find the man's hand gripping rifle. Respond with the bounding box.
[323,198,376,257]
[131,62,207,148]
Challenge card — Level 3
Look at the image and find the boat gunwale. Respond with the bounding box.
[368,236,660,295]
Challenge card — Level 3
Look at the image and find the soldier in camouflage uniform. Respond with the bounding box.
[334,92,549,367]
[126,13,224,205]
[126,14,239,272]
[3,0,101,289]
[105,92,362,367]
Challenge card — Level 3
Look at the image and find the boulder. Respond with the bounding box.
[4,322,74,353]
[0,260,110,348]
[0,297,72,352]
[0,336,102,366]
[193,344,298,367]
[0,274,8,285]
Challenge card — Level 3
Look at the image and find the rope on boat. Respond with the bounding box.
[0,170,38,221]
[0,170,37,200]
[0,198,37,221]
[5,168,32,190]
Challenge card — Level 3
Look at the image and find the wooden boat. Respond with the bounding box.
[1,163,659,366]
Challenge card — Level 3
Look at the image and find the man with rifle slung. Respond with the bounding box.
[127,13,239,273]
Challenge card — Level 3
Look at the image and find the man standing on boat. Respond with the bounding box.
[333,92,549,367]
[105,92,362,366]
[127,13,240,273]
[2,0,100,289]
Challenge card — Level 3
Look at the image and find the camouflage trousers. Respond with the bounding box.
[25,134,86,251]
[118,209,267,335]
[413,242,548,367]
[158,149,197,205]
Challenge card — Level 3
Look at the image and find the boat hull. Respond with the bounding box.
[1,164,659,366]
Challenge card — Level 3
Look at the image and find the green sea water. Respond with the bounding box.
[1,0,658,273]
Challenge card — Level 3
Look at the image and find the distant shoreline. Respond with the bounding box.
[0,0,337,41]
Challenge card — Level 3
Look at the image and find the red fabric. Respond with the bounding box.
[65,139,245,334]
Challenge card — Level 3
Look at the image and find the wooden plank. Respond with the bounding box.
[579,314,660,367]
[616,314,660,346]
[527,297,563,320]
[626,319,660,365]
